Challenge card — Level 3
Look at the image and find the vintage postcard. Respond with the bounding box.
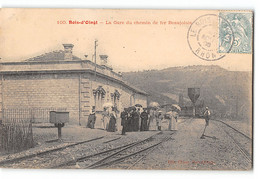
[0,9,253,170]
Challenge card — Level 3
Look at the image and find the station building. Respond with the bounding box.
[0,44,148,126]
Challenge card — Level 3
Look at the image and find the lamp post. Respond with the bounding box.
[94,40,98,81]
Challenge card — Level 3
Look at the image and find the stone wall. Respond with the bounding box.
[0,72,147,126]
[0,73,80,124]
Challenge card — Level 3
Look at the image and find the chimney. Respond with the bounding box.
[99,55,108,65]
[63,44,74,60]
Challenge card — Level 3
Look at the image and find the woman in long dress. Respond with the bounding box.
[156,112,163,131]
[107,110,117,132]
[87,110,96,129]
[102,108,109,130]
[140,109,148,131]
[148,109,157,130]
[168,110,178,131]
[132,108,140,131]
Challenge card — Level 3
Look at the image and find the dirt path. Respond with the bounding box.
[0,118,252,170]
[132,118,252,170]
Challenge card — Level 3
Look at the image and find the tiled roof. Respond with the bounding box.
[25,50,82,62]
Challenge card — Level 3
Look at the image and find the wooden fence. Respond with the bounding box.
[0,108,67,153]
[2,108,67,123]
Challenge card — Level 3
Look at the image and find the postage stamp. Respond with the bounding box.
[219,12,253,53]
[187,14,234,61]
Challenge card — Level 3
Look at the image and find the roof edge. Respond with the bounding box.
[0,69,148,96]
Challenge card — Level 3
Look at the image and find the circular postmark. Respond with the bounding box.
[187,14,234,61]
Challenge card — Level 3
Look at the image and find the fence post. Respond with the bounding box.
[58,124,62,140]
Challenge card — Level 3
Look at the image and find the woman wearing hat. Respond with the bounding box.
[140,108,149,131]
[148,108,157,131]
[102,107,109,130]
[87,107,96,129]
[156,111,163,131]
[132,107,140,132]
[168,109,179,131]
[107,107,117,132]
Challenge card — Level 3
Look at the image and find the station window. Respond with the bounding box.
[93,86,106,111]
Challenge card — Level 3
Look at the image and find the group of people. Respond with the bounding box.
[146,109,179,132]
[86,106,118,131]
[87,104,212,139]
[120,107,149,135]
[121,106,179,135]
[101,106,118,132]
[86,104,180,135]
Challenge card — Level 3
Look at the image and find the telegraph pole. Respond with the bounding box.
[94,40,98,81]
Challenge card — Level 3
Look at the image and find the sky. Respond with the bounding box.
[0,9,253,72]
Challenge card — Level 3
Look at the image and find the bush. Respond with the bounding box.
[0,119,34,153]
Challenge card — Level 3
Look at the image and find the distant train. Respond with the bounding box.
[161,103,205,118]
[179,105,205,118]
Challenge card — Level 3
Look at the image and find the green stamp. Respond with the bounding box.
[219,12,253,53]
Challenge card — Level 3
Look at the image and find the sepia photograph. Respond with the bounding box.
[0,8,253,171]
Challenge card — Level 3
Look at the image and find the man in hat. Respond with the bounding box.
[201,107,211,139]
[137,107,142,130]
[204,107,211,126]
[126,107,132,132]
[120,108,128,135]
[87,107,96,129]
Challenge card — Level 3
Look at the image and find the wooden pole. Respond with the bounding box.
[94,40,98,81]
[58,124,62,140]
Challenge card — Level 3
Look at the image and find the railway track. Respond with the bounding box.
[213,119,252,140]
[0,135,105,167]
[0,131,164,168]
[51,131,165,169]
[223,129,252,164]
[213,119,252,167]
[100,134,173,170]
[70,131,175,169]
[1,134,144,168]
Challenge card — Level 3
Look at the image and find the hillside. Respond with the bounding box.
[122,65,252,121]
